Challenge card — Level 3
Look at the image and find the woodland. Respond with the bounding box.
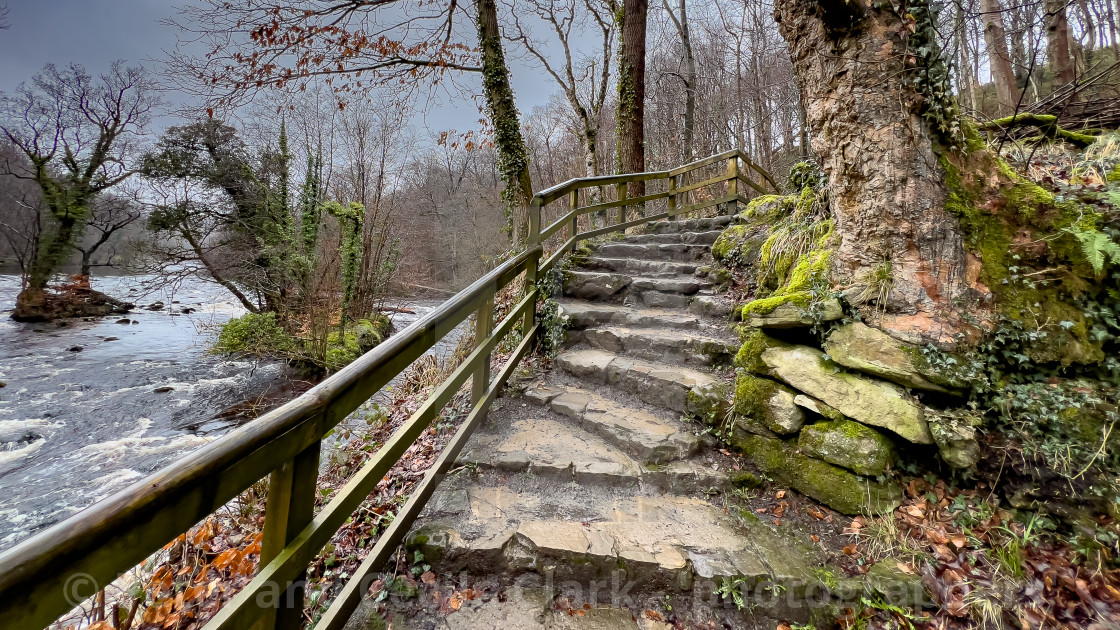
[1,0,1120,628]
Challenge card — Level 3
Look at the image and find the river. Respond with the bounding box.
[0,274,460,551]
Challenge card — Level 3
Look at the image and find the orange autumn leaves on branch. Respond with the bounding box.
[166,1,480,106]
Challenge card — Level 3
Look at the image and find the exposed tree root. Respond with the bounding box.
[979,113,1101,148]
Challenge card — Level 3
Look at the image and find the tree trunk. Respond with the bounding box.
[1044,0,1076,87]
[475,0,534,245]
[979,0,1020,114]
[617,0,647,198]
[774,0,972,345]
[664,0,696,162]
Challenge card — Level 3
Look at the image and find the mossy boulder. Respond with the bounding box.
[824,322,956,393]
[758,344,933,444]
[792,394,847,422]
[742,249,832,321]
[732,433,903,515]
[798,419,897,476]
[735,373,805,435]
[711,224,767,266]
[734,329,792,375]
[865,560,934,608]
[744,298,842,329]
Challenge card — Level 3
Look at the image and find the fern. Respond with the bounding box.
[1066,226,1120,275]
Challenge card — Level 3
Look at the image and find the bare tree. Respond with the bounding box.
[74,191,143,277]
[0,61,156,320]
[980,0,1020,114]
[502,0,618,189]
[0,5,10,30]
[662,0,696,161]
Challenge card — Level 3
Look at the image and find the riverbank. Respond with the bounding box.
[0,274,463,551]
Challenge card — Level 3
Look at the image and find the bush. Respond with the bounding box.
[214,312,296,357]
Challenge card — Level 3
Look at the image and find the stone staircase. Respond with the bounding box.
[351,217,827,629]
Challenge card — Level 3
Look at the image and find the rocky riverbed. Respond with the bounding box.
[0,274,461,551]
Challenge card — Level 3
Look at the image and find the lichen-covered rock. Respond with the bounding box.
[798,419,897,476]
[926,409,981,469]
[824,322,956,392]
[792,394,846,422]
[732,433,903,515]
[734,329,792,375]
[759,345,934,444]
[734,373,805,434]
[744,298,843,329]
[711,224,766,266]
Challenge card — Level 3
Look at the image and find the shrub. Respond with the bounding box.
[214,312,296,358]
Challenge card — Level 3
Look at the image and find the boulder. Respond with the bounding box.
[926,410,981,469]
[744,298,843,329]
[864,560,935,608]
[798,419,897,476]
[734,373,805,434]
[732,433,903,515]
[824,322,957,393]
[758,345,934,444]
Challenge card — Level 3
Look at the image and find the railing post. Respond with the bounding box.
[568,189,579,250]
[472,294,494,406]
[726,155,740,216]
[527,196,541,249]
[615,182,627,225]
[259,442,321,630]
[667,175,678,220]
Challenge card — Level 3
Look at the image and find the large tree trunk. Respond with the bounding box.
[774,0,972,345]
[475,0,534,245]
[1043,0,1076,87]
[617,0,647,197]
[979,0,1020,114]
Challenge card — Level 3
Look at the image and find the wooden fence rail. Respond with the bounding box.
[0,149,773,630]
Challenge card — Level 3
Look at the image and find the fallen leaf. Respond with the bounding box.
[811,535,820,543]
[775,490,787,499]
[644,610,663,621]
[421,571,436,585]
[807,507,826,520]
[843,545,859,556]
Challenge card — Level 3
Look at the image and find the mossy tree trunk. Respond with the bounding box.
[476,0,534,246]
[773,0,978,345]
[616,0,647,198]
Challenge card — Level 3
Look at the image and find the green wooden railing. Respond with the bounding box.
[0,149,773,630]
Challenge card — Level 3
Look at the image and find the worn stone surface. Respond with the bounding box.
[689,295,734,317]
[626,230,723,246]
[759,345,933,444]
[564,272,632,300]
[798,419,897,476]
[582,326,736,366]
[533,385,701,463]
[927,412,981,469]
[558,301,700,330]
[630,276,707,294]
[792,394,846,422]
[732,433,903,515]
[595,242,711,262]
[744,299,843,329]
[734,373,805,435]
[583,257,700,278]
[557,349,729,418]
[824,322,954,393]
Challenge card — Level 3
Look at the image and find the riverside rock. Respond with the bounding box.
[824,322,955,392]
[758,344,934,444]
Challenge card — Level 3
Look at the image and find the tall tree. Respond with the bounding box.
[979,0,1020,114]
[1044,0,1077,86]
[617,0,648,194]
[0,62,156,320]
[663,0,696,162]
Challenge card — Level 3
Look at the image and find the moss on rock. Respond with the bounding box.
[742,249,832,319]
[734,329,790,375]
[735,373,805,434]
[731,433,903,515]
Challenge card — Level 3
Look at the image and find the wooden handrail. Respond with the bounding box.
[0,148,767,630]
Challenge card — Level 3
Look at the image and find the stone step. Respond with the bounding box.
[643,215,734,234]
[621,230,723,246]
[577,326,736,366]
[523,384,704,463]
[581,256,701,278]
[408,479,818,597]
[555,349,729,419]
[457,416,723,493]
[558,300,701,330]
[690,294,736,318]
[562,272,712,302]
[593,242,711,262]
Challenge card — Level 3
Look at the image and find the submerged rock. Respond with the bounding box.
[757,344,933,444]
[798,419,897,476]
[732,433,902,515]
[734,373,805,434]
[824,322,957,393]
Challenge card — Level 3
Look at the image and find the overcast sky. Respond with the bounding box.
[0,0,559,135]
